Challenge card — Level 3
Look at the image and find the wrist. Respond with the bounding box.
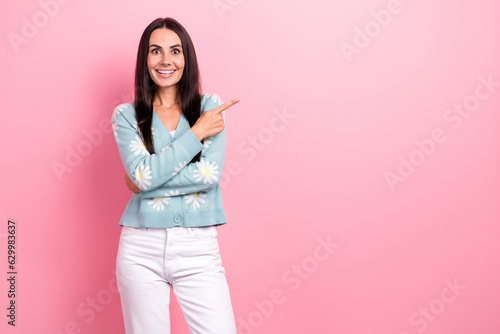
[191,126,203,142]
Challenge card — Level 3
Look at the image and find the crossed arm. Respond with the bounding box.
[123,127,225,197]
[112,95,237,198]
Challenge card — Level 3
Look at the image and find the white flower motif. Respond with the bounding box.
[210,94,222,105]
[193,159,219,184]
[152,126,155,136]
[166,190,180,197]
[184,192,208,210]
[148,190,180,210]
[147,197,170,211]
[134,162,152,190]
[112,105,129,136]
[112,105,127,122]
[112,122,119,137]
[172,161,188,176]
[202,137,213,149]
[129,136,149,155]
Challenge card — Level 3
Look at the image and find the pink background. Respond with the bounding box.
[2,0,500,333]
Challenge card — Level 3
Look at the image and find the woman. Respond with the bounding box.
[111,17,239,334]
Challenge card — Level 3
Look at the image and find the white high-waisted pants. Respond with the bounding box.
[116,225,237,334]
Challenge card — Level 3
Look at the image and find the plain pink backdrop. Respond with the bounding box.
[2,0,500,333]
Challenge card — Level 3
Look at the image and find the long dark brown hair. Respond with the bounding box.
[134,17,203,162]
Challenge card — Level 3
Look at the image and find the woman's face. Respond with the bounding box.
[147,28,185,89]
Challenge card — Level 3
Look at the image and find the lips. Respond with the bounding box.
[156,69,176,78]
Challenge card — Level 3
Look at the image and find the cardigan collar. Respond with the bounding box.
[152,109,190,150]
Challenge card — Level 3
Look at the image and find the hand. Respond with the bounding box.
[191,98,240,141]
[124,174,140,194]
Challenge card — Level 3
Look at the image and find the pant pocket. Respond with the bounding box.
[192,226,218,239]
[121,226,140,235]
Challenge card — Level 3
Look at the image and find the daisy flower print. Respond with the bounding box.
[133,162,152,190]
[129,136,149,156]
[184,192,208,210]
[193,159,219,184]
[172,161,188,176]
[148,197,170,211]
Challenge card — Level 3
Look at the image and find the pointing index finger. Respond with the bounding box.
[215,98,240,113]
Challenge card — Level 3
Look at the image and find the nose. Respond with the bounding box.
[160,53,172,66]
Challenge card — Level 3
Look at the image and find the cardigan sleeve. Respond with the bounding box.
[111,103,206,192]
[139,94,226,199]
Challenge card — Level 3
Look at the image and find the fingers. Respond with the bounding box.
[214,98,240,113]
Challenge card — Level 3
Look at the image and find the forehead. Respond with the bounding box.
[149,28,182,46]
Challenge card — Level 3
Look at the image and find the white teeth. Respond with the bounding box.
[158,70,174,74]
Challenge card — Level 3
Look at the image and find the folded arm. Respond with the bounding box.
[111,104,206,192]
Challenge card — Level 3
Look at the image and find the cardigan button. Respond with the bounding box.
[173,215,182,224]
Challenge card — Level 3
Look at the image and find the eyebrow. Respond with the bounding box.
[149,44,182,49]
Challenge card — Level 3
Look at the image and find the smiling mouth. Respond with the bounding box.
[156,69,176,78]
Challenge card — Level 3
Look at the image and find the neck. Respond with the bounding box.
[153,85,181,108]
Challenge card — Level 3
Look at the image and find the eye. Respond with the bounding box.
[172,49,181,55]
[151,48,160,54]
